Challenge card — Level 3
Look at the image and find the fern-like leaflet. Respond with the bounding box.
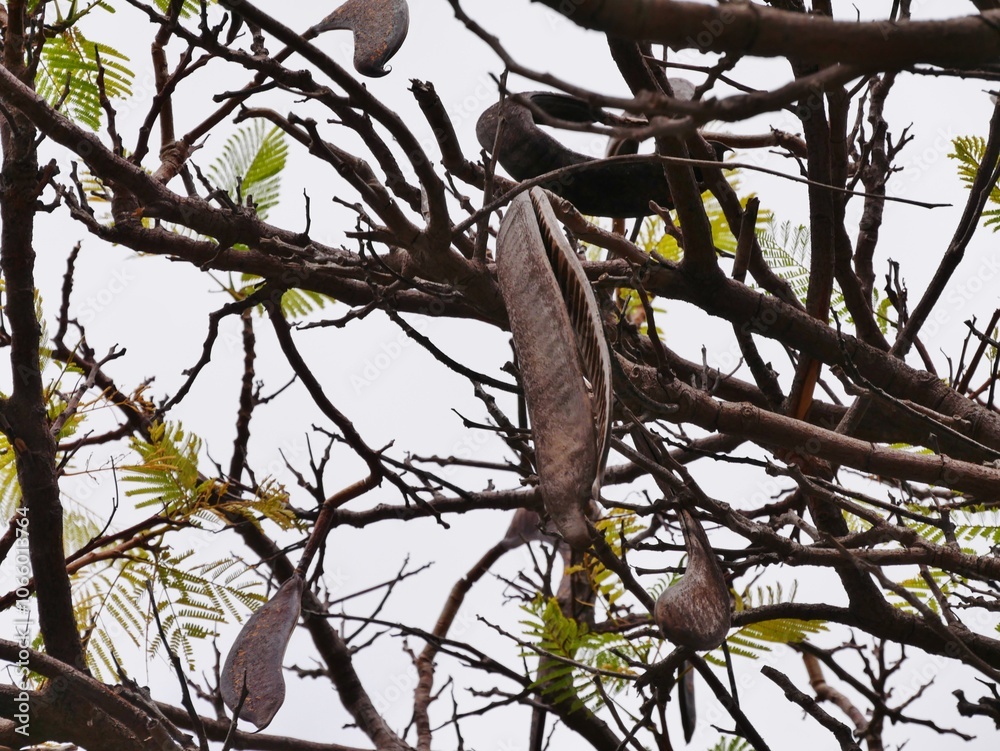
[36,27,133,131]
[74,547,266,680]
[208,120,289,220]
[520,594,642,712]
[950,135,1000,232]
[705,582,827,665]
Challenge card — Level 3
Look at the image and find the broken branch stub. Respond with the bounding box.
[221,574,304,729]
[496,188,612,549]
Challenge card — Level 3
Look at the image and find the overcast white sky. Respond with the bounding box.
[5,1,1000,749]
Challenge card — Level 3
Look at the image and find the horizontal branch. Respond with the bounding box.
[0,639,178,749]
[534,1,1000,69]
[154,700,371,751]
[619,354,1000,505]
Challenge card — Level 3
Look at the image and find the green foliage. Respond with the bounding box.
[123,420,299,531]
[124,421,213,515]
[517,510,656,708]
[707,583,827,664]
[520,594,647,711]
[68,411,281,682]
[951,513,1000,545]
[873,287,895,335]
[950,135,1000,232]
[59,492,106,557]
[756,218,810,302]
[153,0,205,15]
[208,121,289,220]
[583,509,647,611]
[74,547,265,680]
[877,506,998,612]
[756,217,850,324]
[0,282,86,518]
[722,618,828,662]
[0,439,19,517]
[31,0,115,25]
[279,287,333,318]
[902,508,1000,547]
[36,27,133,131]
[230,273,334,320]
[707,738,751,751]
[255,277,334,319]
[619,175,766,330]
[886,569,952,614]
[206,122,334,317]
[648,180,765,260]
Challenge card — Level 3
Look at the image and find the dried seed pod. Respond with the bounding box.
[496,188,612,549]
[221,574,304,729]
[654,505,731,650]
[477,92,731,217]
[500,507,548,550]
[313,0,409,77]
[630,427,730,650]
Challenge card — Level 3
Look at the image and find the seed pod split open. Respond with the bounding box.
[496,188,612,549]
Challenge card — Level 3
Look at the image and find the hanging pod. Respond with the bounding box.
[654,504,731,650]
[496,188,612,549]
[313,0,410,77]
[629,427,731,650]
[629,427,730,741]
[630,428,730,649]
[221,574,304,729]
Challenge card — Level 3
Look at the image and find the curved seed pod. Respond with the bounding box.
[313,0,409,78]
[500,507,548,550]
[497,188,612,549]
[477,92,731,217]
[654,505,731,650]
[629,427,731,650]
[478,93,672,218]
[668,77,697,101]
[222,574,304,729]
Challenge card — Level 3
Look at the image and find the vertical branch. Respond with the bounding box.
[893,100,1000,358]
[228,310,255,482]
[786,74,836,421]
[0,0,86,668]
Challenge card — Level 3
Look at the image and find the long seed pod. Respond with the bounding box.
[496,187,612,549]
[221,574,304,729]
[477,92,730,218]
[630,427,731,650]
[312,0,410,77]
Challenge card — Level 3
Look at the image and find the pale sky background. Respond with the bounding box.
[3,0,1000,749]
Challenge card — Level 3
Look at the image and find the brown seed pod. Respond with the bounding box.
[654,505,732,650]
[476,92,731,218]
[221,574,304,729]
[496,188,612,549]
[313,0,409,77]
[630,427,731,650]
